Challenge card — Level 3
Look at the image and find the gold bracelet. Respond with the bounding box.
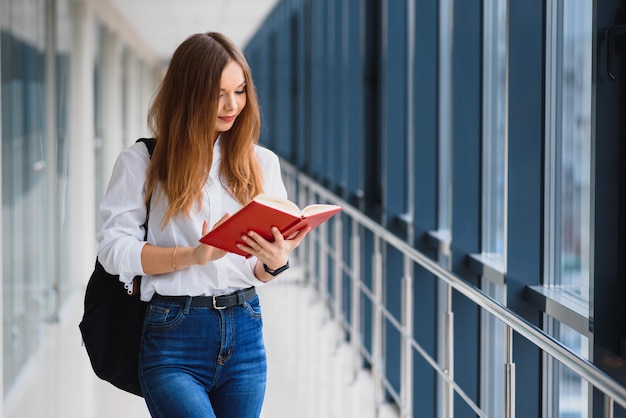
[172,246,178,271]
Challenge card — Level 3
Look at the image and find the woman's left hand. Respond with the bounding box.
[238,226,311,279]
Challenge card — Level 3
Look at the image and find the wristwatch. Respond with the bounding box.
[263,260,290,276]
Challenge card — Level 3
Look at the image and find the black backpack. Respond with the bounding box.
[79,138,155,397]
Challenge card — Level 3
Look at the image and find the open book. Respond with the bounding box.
[199,194,342,257]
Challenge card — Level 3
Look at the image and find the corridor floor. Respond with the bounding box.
[3,266,396,418]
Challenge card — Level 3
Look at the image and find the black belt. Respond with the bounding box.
[152,287,256,310]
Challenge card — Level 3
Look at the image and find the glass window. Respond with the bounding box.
[480,279,506,416]
[438,0,453,236]
[544,1,593,416]
[482,0,507,260]
[56,0,73,303]
[1,0,73,395]
[544,0,592,302]
[543,319,590,418]
[1,0,53,394]
[480,0,508,416]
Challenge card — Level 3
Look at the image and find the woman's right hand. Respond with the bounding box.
[192,214,230,265]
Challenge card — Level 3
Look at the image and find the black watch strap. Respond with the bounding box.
[263,260,290,276]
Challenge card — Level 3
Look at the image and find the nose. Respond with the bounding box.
[224,94,237,111]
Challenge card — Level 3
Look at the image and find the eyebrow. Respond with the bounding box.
[221,82,247,91]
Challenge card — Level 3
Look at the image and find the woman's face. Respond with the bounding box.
[215,60,247,135]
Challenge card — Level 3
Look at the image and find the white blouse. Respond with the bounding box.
[96,139,287,302]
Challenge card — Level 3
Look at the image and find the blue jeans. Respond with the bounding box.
[138,294,267,418]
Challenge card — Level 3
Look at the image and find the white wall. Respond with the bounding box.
[68,0,97,286]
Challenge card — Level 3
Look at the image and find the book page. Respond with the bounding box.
[302,204,342,217]
[253,194,302,217]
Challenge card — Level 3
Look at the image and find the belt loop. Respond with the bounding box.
[183,296,192,314]
[236,289,246,306]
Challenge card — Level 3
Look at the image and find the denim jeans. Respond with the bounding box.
[138,294,267,418]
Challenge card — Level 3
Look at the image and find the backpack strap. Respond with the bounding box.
[136,138,156,277]
[135,137,156,225]
[136,137,156,157]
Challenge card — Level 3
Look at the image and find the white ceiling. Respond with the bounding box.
[108,0,280,62]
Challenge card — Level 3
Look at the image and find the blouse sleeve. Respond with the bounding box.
[95,143,151,286]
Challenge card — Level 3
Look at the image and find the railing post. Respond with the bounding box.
[401,255,414,417]
[319,215,328,305]
[605,395,614,418]
[298,182,313,288]
[444,283,454,418]
[333,215,343,348]
[504,325,515,418]
[350,220,361,381]
[372,236,385,412]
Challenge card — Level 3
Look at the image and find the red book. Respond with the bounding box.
[199,194,343,257]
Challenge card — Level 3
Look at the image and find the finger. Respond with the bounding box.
[270,226,284,243]
[241,234,263,253]
[236,242,262,257]
[201,220,209,236]
[289,226,311,244]
[246,230,270,246]
[212,213,231,230]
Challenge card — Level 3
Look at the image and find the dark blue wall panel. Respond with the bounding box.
[507,1,544,416]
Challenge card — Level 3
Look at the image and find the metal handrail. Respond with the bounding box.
[281,162,626,415]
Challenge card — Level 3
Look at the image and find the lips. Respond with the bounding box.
[219,115,236,123]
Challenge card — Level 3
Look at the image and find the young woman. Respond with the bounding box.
[96,32,309,418]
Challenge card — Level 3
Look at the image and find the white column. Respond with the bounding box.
[141,62,157,138]
[123,52,142,146]
[68,0,96,286]
[140,63,152,137]
[68,3,98,415]
[100,30,124,192]
[141,65,160,137]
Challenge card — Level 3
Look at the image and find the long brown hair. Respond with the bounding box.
[145,32,263,225]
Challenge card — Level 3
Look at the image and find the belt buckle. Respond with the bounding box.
[212,295,226,310]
